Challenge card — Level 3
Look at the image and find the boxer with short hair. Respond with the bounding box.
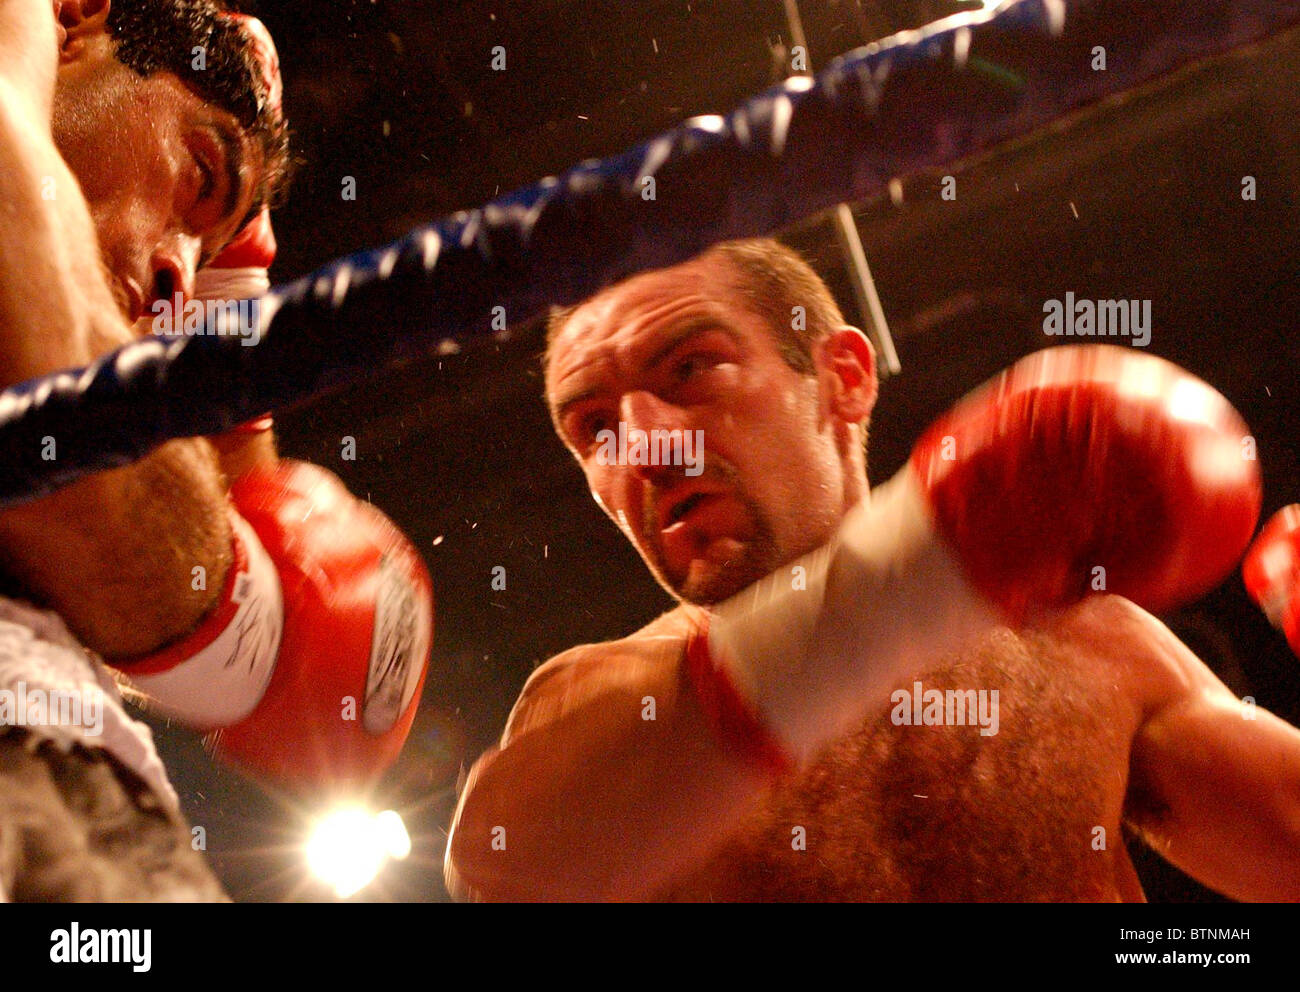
[0,1,431,901]
[446,238,1300,902]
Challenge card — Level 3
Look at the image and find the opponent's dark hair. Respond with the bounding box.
[105,0,292,219]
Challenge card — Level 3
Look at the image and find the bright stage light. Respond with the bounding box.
[305,807,412,899]
[375,809,412,860]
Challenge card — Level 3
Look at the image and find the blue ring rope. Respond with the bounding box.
[0,0,1295,506]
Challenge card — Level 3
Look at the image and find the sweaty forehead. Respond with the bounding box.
[547,257,750,392]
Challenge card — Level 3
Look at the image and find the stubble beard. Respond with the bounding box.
[638,461,785,607]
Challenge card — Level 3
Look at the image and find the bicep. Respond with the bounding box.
[1126,647,1300,899]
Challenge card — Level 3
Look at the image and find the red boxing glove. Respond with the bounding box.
[196,207,277,303]
[690,345,1261,768]
[199,10,280,304]
[912,344,1261,621]
[118,461,433,791]
[1243,504,1300,657]
[222,12,283,119]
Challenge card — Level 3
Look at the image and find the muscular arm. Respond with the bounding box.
[445,632,774,901]
[1121,602,1300,900]
[0,0,231,658]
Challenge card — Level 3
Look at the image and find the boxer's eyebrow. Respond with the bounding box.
[552,385,604,425]
[644,318,741,369]
[552,318,740,417]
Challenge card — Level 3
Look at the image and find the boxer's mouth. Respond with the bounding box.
[659,486,725,531]
[666,492,707,525]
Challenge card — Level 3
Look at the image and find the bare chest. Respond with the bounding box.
[664,629,1142,901]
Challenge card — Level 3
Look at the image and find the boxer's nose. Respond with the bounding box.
[146,245,197,314]
[621,390,694,485]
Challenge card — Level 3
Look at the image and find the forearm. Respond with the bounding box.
[446,648,772,901]
[447,480,986,901]
[0,79,105,378]
[0,1,57,127]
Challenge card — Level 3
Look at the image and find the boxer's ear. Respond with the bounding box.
[57,0,112,63]
[817,326,877,426]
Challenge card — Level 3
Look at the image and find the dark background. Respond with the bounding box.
[140,0,1300,901]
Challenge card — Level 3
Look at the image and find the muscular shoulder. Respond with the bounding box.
[501,612,692,747]
[1040,594,1223,717]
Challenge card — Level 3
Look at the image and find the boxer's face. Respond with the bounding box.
[51,29,263,323]
[548,255,874,605]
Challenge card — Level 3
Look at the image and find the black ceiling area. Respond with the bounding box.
[138,0,1300,902]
